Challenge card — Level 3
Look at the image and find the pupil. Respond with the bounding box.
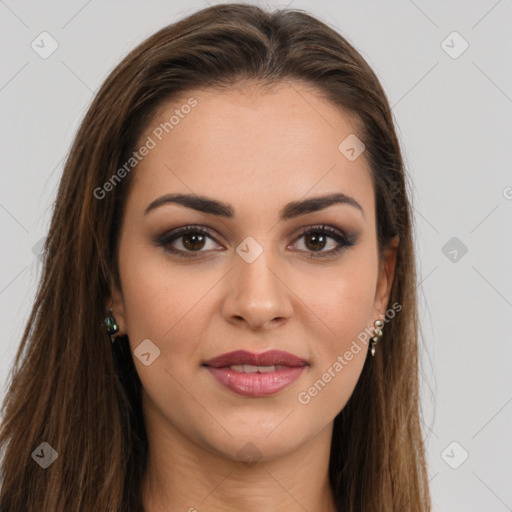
[183,233,205,250]
[306,233,326,251]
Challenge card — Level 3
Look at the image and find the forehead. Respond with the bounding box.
[126,81,374,222]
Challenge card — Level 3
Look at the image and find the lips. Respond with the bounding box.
[203,350,308,368]
[203,350,308,397]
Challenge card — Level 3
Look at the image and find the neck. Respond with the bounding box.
[140,403,338,512]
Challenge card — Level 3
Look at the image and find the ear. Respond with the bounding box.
[372,235,399,319]
[106,283,127,336]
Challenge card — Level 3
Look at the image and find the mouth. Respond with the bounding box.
[202,350,308,397]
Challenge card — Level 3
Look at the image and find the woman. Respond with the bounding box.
[0,3,432,510]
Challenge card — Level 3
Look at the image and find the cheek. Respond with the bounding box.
[292,256,377,353]
[120,259,214,351]
[119,257,218,427]
[291,258,376,413]
[295,282,370,417]
[117,241,233,388]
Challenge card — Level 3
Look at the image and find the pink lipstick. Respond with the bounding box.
[203,350,308,397]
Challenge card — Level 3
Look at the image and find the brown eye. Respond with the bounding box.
[181,232,207,251]
[303,232,329,251]
[156,224,357,260]
[155,226,222,258]
[291,225,358,258]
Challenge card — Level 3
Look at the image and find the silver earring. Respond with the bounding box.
[370,319,384,356]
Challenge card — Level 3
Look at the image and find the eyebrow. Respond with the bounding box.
[144,192,365,220]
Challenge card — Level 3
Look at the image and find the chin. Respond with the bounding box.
[197,422,309,463]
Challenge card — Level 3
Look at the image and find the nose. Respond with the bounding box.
[221,243,293,331]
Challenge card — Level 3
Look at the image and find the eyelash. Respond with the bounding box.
[155,224,357,260]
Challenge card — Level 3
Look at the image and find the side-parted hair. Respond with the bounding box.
[0,3,431,510]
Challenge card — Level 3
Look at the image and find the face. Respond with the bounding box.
[110,80,398,462]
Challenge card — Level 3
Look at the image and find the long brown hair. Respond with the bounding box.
[0,3,431,510]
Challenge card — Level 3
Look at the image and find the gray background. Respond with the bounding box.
[1,0,511,510]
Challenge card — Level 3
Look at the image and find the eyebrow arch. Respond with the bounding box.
[144,192,365,220]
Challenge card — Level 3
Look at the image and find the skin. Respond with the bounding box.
[109,80,399,512]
